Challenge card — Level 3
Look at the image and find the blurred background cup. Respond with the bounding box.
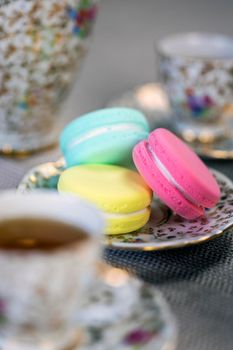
[0,191,104,350]
[0,0,98,155]
[157,32,233,144]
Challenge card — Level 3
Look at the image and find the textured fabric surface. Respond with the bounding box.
[1,0,233,349]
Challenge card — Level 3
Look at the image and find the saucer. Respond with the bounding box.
[18,161,233,251]
[74,265,177,349]
[107,83,233,159]
[0,265,177,350]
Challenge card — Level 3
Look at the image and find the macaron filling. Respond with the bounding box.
[146,143,203,210]
[66,123,145,149]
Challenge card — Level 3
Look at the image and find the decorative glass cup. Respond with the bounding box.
[0,0,98,154]
[158,33,233,143]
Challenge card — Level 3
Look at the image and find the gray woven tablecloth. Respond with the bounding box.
[1,0,233,349]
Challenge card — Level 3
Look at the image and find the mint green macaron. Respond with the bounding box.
[60,108,149,168]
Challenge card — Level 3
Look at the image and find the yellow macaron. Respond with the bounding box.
[58,164,152,235]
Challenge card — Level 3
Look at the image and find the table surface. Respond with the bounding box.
[1,1,233,349]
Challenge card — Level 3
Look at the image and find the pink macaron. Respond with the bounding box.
[133,128,220,219]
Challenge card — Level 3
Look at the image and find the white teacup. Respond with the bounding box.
[0,191,104,350]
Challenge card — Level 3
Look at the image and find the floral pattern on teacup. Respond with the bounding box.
[0,298,6,324]
[159,55,233,122]
[67,0,98,38]
[123,329,155,346]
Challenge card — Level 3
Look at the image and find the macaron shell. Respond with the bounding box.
[149,129,220,207]
[133,141,204,219]
[58,164,152,214]
[60,108,149,153]
[106,207,151,235]
[65,128,149,167]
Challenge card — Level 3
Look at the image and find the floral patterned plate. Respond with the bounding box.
[0,264,177,350]
[18,160,233,251]
[73,265,177,350]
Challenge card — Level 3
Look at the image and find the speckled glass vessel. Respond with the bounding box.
[0,0,98,154]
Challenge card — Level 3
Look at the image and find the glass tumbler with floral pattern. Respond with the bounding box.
[0,0,98,154]
[158,33,233,143]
